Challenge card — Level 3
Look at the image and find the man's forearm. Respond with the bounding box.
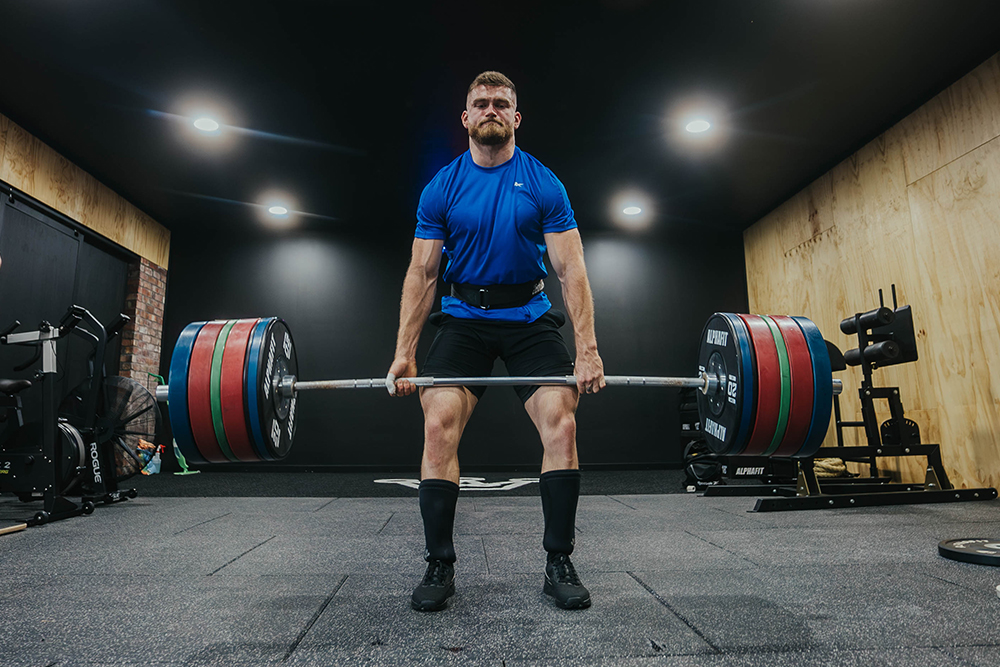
[560,265,598,353]
[395,266,438,359]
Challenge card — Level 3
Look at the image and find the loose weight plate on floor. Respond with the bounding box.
[186,321,230,463]
[792,316,833,458]
[167,321,208,466]
[938,539,1000,566]
[738,314,781,457]
[697,313,752,456]
[220,318,261,462]
[770,315,815,457]
[245,318,298,460]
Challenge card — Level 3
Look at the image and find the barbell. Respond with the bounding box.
[154,313,843,466]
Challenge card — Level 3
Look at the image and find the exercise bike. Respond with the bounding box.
[0,305,160,525]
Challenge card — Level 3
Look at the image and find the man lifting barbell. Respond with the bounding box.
[386,71,604,612]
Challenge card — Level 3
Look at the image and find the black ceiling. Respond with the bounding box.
[3,1,1000,242]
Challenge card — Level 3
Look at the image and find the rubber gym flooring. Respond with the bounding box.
[3,470,1000,666]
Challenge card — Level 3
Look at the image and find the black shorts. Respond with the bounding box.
[421,310,575,403]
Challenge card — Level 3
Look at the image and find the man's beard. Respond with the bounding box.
[469,119,512,146]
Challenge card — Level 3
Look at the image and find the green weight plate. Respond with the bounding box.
[760,315,791,456]
[770,315,815,457]
[209,319,239,462]
[738,314,781,456]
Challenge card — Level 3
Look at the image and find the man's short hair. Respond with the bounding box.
[468,71,516,98]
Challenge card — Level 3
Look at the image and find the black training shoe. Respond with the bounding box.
[411,559,455,612]
[544,552,591,609]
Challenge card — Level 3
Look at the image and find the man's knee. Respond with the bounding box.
[424,411,460,444]
[550,413,577,444]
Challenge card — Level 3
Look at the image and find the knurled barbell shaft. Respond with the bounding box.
[292,374,715,393]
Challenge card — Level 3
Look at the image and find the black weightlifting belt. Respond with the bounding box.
[450,280,544,310]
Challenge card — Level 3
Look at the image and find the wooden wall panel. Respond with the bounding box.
[906,135,1000,489]
[899,53,1000,185]
[744,51,1000,487]
[0,115,8,172]
[0,112,169,268]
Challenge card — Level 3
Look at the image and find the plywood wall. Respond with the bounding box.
[744,52,1000,489]
[0,112,170,268]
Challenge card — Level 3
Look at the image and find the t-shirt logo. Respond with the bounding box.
[513,181,523,187]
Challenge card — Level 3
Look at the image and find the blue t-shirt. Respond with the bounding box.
[415,147,577,322]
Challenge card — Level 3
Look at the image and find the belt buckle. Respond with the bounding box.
[478,288,489,310]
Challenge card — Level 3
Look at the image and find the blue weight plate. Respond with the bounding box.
[791,316,833,458]
[719,313,756,456]
[245,318,276,461]
[168,321,208,466]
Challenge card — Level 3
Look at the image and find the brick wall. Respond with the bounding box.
[120,257,167,381]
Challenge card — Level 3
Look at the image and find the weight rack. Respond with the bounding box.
[704,286,997,511]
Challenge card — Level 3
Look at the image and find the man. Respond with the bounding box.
[387,71,605,612]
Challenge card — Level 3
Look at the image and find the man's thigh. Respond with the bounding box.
[421,317,497,400]
[501,311,575,403]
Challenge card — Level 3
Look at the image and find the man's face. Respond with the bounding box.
[462,85,520,146]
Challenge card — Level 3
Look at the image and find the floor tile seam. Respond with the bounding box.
[282,574,349,661]
[921,572,1000,597]
[172,512,233,535]
[681,530,765,567]
[312,498,341,512]
[207,535,278,575]
[625,571,723,655]
[376,512,395,534]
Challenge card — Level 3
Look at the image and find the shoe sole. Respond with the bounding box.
[411,583,455,612]
[544,580,592,609]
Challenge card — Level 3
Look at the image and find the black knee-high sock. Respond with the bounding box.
[419,479,459,563]
[540,469,581,555]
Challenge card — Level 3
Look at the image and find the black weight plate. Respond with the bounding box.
[249,318,298,460]
[697,313,749,455]
[939,539,1000,566]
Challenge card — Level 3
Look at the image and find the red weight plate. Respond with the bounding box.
[187,321,229,463]
[221,318,261,462]
[738,314,781,456]
[771,315,815,457]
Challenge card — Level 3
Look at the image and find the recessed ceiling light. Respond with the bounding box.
[193,117,221,133]
[622,206,642,215]
[268,205,289,216]
[685,119,711,133]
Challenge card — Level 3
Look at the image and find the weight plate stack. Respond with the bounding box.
[697,313,750,456]
[245,318,298,460]
[209,319,239,461]
[760,315,792,456]
[167,322,208,465]
[792,316,833,458]
[738,314,781,456]
[770,315,815,457]
[187,321,230,463]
